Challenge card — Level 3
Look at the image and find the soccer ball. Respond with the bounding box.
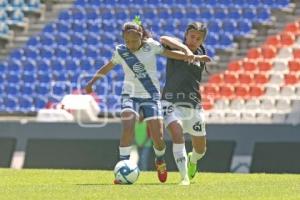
[114,160,140,184]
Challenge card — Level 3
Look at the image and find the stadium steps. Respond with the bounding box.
[0,1,74,61]
[201,1,300,84]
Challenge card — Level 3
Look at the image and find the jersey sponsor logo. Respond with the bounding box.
[133,62,147,78]
[193,121,202,132]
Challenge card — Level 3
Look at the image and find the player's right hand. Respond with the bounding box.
[85,83,93,94]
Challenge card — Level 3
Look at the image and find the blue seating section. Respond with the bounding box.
[0,0,291,113]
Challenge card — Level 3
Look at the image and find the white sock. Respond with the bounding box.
[190,148,205,164]
[173,143,188,179]
[153,146,166,160]
[119,146,132,160]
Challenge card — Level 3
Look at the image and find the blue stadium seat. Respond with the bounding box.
[22,72,36,84]
[80,58,94,71]
[0,61,7,73]
[7,60,21,72]
[20,84,35,96]
[71,33,85,46]
[114,7,128,20]
[34,95,48,109]
[7,0,25,11]
[0,73,5,85]
[87,21,100,33]
[199,7,213,21]
[52,84,68,96]
[185,6,199,19]
[227,7,241,20]
[85,46,99,59]
[7,9,25,26]
[36,59,50,72]
[206,0,217,6]
[256,8,271,23]
[72,21,87,33]
[24,0,41,13]
[4,96,18,113]
[10,49,24,60]
[65,58,79,72]
[236,19,252,36]
[205,46,215,57]
[51,59,64,73]
[208,20,222,34]
[24,47,39,59]
[6,84,20,95]
[36,84,50,95]
[213,7,228,20]
[142,6,157,19]
[40,33,55,46]
[55,46,70,60]
[101,9,114,20]
[37,71,52,83]
[55,33,70,46]
[0,0,8,10]
[26,36,39,47]
[6,72,20,83]
[54,73,68,81]
[85,7,98,20]
[43,23,56,34]
[170,5,185,19]
[222,20,237,34]
[70,7,85,21]
[102,20,115,32]
[74,0,87,7]
[58,10,71,21]
[70,45,84,58]
[205,33,218,47]
[242,7,256,21]
[56,21,71,33]
[157,6,171,18]
[23,59,37,74]
[19,96,34,112]
[39,46,54,59]
[85,32,99,45]
[147,0,160,4]
[218,33,233,49]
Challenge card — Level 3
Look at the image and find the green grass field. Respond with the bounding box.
[0,169,299,200]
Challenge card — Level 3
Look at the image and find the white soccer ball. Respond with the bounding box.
[114,160,140,184]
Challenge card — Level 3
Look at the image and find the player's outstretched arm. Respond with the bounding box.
[195,55,212,63]
[85,60,115,94]
[160,36,193,57]
[161,49,195,63]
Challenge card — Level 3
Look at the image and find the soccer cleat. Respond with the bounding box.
[179,176,190,186]
[188,152,197,180]
[114,179,122,184]
[155,159,168,183]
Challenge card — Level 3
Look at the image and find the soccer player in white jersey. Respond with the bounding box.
[160,22,211,185]
[85,19,208,184]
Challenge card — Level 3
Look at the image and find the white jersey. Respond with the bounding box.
[111,38,164,99]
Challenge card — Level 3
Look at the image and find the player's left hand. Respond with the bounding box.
[195,55,212,62]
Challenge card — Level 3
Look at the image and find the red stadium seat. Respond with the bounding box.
[265,35,280,47]
[247,48,260,60]
[261,46,277,59]
[202,85,219,99]
[219,85,234,99]
[227,60,242,72]
[292,48,300,59]
[280,32,295,46]
[223,73,238,84]
[201,97,214,110]
[238,74,253,85]
[284,22,300,35]
[288,60,300,72]
[284,74,298,85]
[257,60,272,72]
[208,74,223,84]
[254,74,269,85]
[249,86,264,97]
[235,86,249,99]
[243,60,256,72]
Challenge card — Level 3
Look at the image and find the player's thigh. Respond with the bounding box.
[167,120,185,144]
[182,108,206,137]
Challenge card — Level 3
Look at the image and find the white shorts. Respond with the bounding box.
[162,100,206,137]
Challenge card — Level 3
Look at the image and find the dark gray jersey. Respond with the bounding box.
[162,45,206,108]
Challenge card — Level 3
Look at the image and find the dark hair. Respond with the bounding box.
[184,22,208,42]
[185,22,209,74]
[122,22,151,41]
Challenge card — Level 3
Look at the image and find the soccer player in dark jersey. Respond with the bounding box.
[160,22,211,185]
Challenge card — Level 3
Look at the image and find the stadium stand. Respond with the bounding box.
[0,0,299,125]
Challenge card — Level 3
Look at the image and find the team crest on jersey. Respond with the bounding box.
[133,62,147,78]
[193,121,202,132]
[142,43,151,52]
